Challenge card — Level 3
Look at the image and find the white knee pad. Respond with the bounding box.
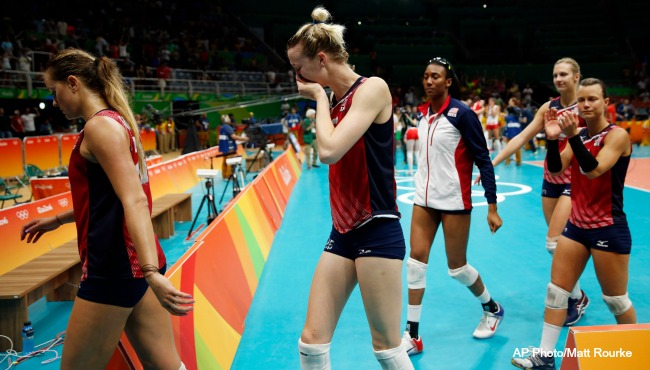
[603,293,633,316]
[448,264,479,287]
[407,257,427,289]
[298,339,331,370]
[374,345,414,370]
[546,236,559,255]
[545,283,570,310]
[178,362,186,370]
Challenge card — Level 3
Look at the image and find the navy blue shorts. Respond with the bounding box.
[541,180,571,198]
[562,221,632,255]
[325,218,406,260]
[77,265,167,308]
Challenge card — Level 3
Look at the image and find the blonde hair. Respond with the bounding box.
[555,57,581,76]
[287,6,349,63]
[46,48,146,175]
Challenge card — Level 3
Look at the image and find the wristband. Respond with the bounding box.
[568,135,599,173]
[546,139,562,173]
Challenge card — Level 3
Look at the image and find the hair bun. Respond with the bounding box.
[311,6,331,24]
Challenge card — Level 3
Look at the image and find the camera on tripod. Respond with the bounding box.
[226,156,243,166]
[244,124,268,148]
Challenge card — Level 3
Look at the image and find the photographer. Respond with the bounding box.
[219,115,248,179]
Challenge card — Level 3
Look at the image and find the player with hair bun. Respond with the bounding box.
[288,6,413,370]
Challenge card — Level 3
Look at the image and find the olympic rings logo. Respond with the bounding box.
[16,210,30,220]
[395,172,532,206]
[58,198,69,207]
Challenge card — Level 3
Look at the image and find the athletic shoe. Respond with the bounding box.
[564,290,590,326]
[511,351,556,369]
[401,331,424,356]
[472,302,504,339]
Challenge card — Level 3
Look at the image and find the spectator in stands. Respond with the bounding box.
[1,50,13,73]
[0,108,12,138]
[616,97,635,121]
[287,6,413,369]
[94,35,109,57]
[21,47,192,370]
[17,48,32,73]
[38,116,53,135]
[21,107,39,136]
[156,60,171,95]
[10,109,24,138]
[522,83,534,106]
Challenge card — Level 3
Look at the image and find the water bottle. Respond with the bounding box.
[22,321,35,354]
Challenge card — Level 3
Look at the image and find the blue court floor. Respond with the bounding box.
[14,146,650,370]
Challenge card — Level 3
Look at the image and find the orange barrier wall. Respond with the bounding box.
[146,155,162,166]
[0,146,225,276]
[24,135,60,170]
[60,134,79,166]
[0,192,76,275]
[30,177,71,200]
[110,147,301,370]
[561,324,650,370]
[0,138,24,178]
[141,129,157,152]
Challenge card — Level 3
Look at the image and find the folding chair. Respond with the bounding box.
[0,177,23,208]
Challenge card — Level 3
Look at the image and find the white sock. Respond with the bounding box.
[477,287,491,304]
[570,281,582,299]
[298,339,331,370]
[374,345,414,370]
[539,322,562,353]
[487,138,493,150]
[407,304,422,323]
[494,139,502,153]
[406,151,414,173]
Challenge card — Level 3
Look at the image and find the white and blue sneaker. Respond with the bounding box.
[472,302,504,339]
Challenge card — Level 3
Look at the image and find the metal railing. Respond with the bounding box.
[0,70,297,97]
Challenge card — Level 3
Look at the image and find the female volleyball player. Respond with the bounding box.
[401,57,504,356]
[287,6,413,369]
[477,58,590,326]
[21,48,193,370]
[512,78,636,370]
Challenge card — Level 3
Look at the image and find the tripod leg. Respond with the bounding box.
[218,175,233,205]
[188,195,208,237]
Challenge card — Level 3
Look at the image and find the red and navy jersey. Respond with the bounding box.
[68,110,166,281]
[328,77,400,233]
[544,97,586,184]
[570,124,630,229]
[414,97,497,210]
